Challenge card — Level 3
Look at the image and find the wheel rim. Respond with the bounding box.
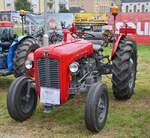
[20,83,35,114]
[97,93,107,123]
[129,58,135,89]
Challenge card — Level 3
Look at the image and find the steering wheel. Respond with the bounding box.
[71,32,80,39]
[80,33,96,40]
[71,32,96,40]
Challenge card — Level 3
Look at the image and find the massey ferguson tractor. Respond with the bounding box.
[7,6,137,133]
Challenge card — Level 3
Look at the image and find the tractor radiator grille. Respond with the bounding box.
[37,58,60,89]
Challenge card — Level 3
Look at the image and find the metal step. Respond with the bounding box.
[0,69,12,76]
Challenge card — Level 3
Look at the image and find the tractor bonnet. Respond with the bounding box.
[34,39,94,63]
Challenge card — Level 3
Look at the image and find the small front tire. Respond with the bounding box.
[7,76,37,122]
[85,83,109,133]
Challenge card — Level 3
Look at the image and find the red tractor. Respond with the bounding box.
[7,7,137,133]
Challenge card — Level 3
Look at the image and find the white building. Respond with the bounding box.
[112,0,121,7]
[4,0,15,11]
[30,0,69,14]
[122,0,150,13]
[49,0,69,13]
[30,0,40,14]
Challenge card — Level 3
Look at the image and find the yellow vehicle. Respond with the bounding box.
[74,13,108,31]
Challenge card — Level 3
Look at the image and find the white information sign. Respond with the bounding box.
[40,87,60,105]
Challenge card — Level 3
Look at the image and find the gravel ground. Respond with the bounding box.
[0,133,25,138]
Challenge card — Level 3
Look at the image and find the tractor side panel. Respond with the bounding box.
[7,41,17,71]
[7,36,26,71]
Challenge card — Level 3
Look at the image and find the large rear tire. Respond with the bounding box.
[14,38,39,77]
[7,76,37,122]
[112,38,137,100]
[85,83,109,133]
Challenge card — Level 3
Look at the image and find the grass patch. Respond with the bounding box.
[0,46,150,138]
[13,27,22,36]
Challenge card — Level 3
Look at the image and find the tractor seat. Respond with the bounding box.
[1,41,12,51]
[0,30,13,50]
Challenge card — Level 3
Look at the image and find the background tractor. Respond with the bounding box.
[7,6,137,133]
[0,21,39,77]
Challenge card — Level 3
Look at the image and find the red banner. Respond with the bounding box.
[108,13,150,45]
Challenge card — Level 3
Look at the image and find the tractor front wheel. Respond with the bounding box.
[14,38,39,77]
[112,39,137,100]
[7,76,37,122]
[85,83,109,133]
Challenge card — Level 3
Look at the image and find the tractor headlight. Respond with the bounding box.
[25,60,33,69]
[69,62,79,73]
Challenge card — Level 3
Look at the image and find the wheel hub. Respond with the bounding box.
[97,94,106,123]
[20,87,34,114]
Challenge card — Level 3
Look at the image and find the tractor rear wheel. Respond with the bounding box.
[112,39,137,100]
[85,83,109,133]
[14,38,39,77]
[7,76,37,122]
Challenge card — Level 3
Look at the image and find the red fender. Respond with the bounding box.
[26,52,35,79]
[111,25,136,60]
[111,34,125,60]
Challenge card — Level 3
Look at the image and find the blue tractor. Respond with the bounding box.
[0,21,40,77]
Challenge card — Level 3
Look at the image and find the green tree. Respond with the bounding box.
[59,7,70,13]
[15,0,32,12]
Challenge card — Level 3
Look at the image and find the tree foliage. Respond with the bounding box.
[59,7,70,13]
[15,0,32,12]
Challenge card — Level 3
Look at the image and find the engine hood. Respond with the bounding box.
[34,39,94,63]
